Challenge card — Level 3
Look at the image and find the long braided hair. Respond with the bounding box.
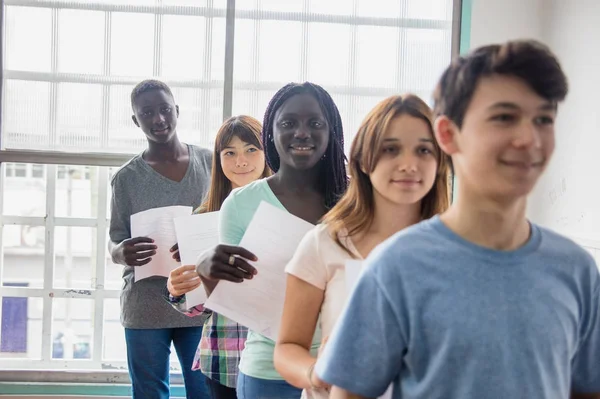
[262,82,348,209]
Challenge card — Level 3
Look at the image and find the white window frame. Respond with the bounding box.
[0,0,463,383]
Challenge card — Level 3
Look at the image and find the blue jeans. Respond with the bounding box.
[125,327,209,399]
[237,371,302,399]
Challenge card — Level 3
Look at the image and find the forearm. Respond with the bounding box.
[274,342,317,389]
[329,386,370,399]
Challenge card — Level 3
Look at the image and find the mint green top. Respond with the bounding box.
[219,179,321,380]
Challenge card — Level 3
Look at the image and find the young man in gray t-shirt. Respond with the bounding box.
[109,80,211,398]
[316,41,600,399]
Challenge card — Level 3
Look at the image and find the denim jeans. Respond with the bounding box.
[125,327,210,399]
[237,371,302,399]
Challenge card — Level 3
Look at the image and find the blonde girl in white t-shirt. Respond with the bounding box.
[273,94,452,398]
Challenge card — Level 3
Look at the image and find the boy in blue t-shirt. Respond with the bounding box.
[315,40,600,399]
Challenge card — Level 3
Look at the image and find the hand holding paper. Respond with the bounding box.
[130,205,192,281]
[204,201,314,341]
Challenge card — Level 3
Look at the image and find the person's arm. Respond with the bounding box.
[108,174,157,267]
[571,276,600,398]
[274,274,325,389]
[329,387,371,399]
[314,254,406,399]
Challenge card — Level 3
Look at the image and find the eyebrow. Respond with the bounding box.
[383,137,434,143]
[488,101,556,112]
[278,112,324,119]
[222,143,254,150]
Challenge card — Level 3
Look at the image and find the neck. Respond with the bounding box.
[366,193,422,240]
[271,162,322,193]
[441,186,530,250]
[145,135,185,162]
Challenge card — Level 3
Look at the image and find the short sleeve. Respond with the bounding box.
[315,256,406,398]
[219,193,244,245]
[109,173,131,244]
[285,226,328,290]
[571,283,600,393]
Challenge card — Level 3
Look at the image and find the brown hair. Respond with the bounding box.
[322,95,451,253]
[433,39,568,128]
[195,115,271,214]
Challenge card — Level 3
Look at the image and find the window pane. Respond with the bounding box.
[55,166,99,218]
[306,23,352,86]
[105,230,123,291]
[107,85,147,153]
[110,13,154,77]
[406,0,453,20]
[4,6,52,73]
[311,0,353,15]
[103,299,125,360]
[355,26,398,88]
[0,296,43,359]
[231,89,273,125]
[2,225,45,289]
[3,80,51,150]
[357,0,401,18]
[236,0,303,12]
[52,299,94,360]
[54,227,97,290]
[161,15,206,79]
[56,83,103,151]
[32,165,45,179]
[57,10,105,74]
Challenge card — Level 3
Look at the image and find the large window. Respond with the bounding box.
[0,0,459,374]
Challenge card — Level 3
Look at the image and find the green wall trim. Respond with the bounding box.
[0,383,185,397]
[460,0,473,54]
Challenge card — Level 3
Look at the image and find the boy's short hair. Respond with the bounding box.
[130,79,175,110]
[433,39,569,128]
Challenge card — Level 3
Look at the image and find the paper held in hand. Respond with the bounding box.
[204,201,314,341]
[130,206,192,282]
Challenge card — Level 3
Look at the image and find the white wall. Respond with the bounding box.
[528,0,600,244]
[469,0,545,47]
[468,0,600,246]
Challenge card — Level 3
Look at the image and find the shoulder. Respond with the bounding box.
[227,179,269,203]
[110,153,144,187]
[188,144,212,161]
[536,224,599,277]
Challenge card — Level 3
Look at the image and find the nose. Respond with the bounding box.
[293,124,310,140]
[153,113,166,126]
[397,153,418,173]
[236,153,248,168]
[513,121,542,149]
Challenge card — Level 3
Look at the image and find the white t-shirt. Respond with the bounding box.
[285,223,363,398]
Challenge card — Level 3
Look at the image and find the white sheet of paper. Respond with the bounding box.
[204,201,314,341]
[345,259,393,399]
[173,212,220,308]
[130,206,192,282]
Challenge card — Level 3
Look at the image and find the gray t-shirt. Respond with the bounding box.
[109,144,212,329]
[316,215,600,398]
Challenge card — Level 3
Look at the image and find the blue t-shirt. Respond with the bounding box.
[316,215,600,399]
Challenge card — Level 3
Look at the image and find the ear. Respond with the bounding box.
[176,105,180,117]
[434,115,460,156]
[132,115,140,127]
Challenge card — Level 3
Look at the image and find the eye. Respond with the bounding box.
[417,146,433,155]
[280,120,294,128]
[382,146,398,155]
[247,147,258,153]
[490,113,517,123]
[161,107,172,113]
[222,151,235,157]
[142,110,153,117]
[534,115,554,126]
[311,120,325,129]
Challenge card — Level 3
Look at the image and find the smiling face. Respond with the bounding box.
[369,114,439,207]
[272,93,330,170]
[436,75,556,201]
[131,89,179,144]
[220,135,266,188]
